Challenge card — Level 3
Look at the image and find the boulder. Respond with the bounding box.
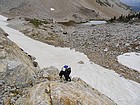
[15,78,116,105]
[4,60,36,87]
[39,66,60,81]
[15,67,116,105]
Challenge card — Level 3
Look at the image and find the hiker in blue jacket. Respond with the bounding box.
[64,67,71,82]
[59,65,71,82]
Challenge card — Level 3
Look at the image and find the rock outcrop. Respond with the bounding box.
[0,29,39,104]
[0,28,38,86]
[15,67,116,105]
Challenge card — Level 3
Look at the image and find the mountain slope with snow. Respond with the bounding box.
[0,27,116,105]
[0,0,130,21]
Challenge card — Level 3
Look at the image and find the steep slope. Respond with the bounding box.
[0,28,116,105]
[0,0,130,21]
[0,28,37,104]
[1,15,140,105]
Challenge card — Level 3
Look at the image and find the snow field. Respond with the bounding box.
[0,15,140,105]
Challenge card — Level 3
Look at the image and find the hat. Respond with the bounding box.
[64,65,68,69]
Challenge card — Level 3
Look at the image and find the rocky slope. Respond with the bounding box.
[0,28,38,104]
[0,28,116,105]
[0,0,130,22]
[8,17,140,83]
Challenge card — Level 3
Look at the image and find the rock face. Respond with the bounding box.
[0,29,39,104]
[0,0,130,21]
[0,30,116,104]
[4,60,36,86]
[16,67,116,105]
[0,29,38,86]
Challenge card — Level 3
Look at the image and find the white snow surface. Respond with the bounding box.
[83,20,107,25]
[117,52,140,72]
[0,15,140,105]
[50,8,55,11]
[0,15,8,21]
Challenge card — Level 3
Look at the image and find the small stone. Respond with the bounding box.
[0,99,4,105]
[125,43,130,46]
[63,31,67,34]
[78,61,84,64]
[0,82,3,86]
[12,96,18,101]
[9,93,15,97]
[9,88,16,93]
[43,73,49,78]
[4,33,9,36]
[0,80,5,86]
[10,98,16,104]
[28,55,36,60]
[116,43,119,47]
[0,45,4,49]
[0,51,6,59]
[104,48,108,52]
[16,94,21,98]
[135,46,139,50]
[33,61,38,67]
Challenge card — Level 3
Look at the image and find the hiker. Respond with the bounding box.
[59,65,68,80]
[64,67,71,82]
[59,65,71,82]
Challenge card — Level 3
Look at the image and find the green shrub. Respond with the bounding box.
[108,13,140,23]
[25,18,49,27]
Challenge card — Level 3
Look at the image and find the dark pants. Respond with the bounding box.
[64,74,71,82]
[59,70,71,82]
[59,71,64,78]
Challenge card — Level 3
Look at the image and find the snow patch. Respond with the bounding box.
[50,8,55,11]
[0,15,8,21]
[117,52,140,72]
[83,21,107,25]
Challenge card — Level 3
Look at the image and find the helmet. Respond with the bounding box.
[64,65,68,69]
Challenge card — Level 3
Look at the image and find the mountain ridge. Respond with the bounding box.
[0,0,131,22]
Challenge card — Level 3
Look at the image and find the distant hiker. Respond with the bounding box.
[59,65,71,82]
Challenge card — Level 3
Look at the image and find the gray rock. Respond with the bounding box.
[0,80,5,86]
[4,60,36,86]
[0,50,6,59]
[0,45,4,49]
[32,61,38,67]
[15,74,116,105]
[41,66,60,81]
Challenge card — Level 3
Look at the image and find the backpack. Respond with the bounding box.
[59,70,64,77]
